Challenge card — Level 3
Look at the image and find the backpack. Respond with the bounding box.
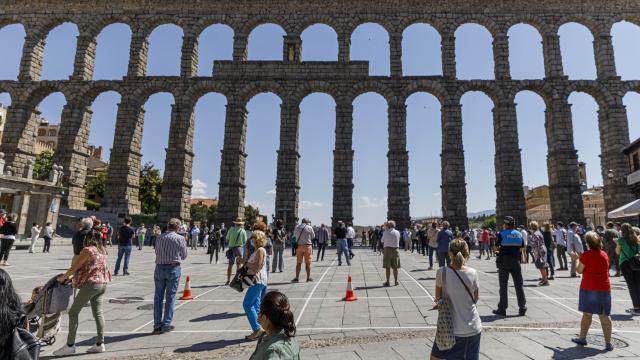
[1,327,40,360]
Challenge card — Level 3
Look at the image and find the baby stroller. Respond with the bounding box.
[23,274,74,346]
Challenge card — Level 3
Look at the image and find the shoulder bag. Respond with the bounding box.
[450,266,476,304]
[435,267,456,351]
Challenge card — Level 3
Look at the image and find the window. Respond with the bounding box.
[48,129,57,136]
[38,129,46,136]
[633,152,639,171]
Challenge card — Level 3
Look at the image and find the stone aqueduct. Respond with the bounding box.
[1,0,639,231]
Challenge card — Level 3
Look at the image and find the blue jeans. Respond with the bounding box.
[114,245,132,274]
[243,284,267,331]
[153,264,181,330]
[437,250,450,267]
[428,246,436,268]
[546,247,555,276]
[431,332,481,360]
[336,239,350,265]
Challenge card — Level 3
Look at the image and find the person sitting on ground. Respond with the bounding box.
[249,291,300,360]
[431,239,481,360]
[569,231,614,351]
[53,229,112,356]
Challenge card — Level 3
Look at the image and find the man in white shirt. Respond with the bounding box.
[43,222,54,253]
[190,226,200,250]
[28,223,41,253]
[567,222,584,277]
[553,222,568,270]
[346,223,356,259]
[382,220,401,287]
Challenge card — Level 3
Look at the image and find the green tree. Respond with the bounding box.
[244,204,257,226]
[33,151,54,180]
[481,216,496,230]
[139,162,163,215]
[86,171,107,200]
[190,201,209,223]
[207,204,218,225]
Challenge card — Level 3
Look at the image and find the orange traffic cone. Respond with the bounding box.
[343,275,358,301]
[179,275,194,300]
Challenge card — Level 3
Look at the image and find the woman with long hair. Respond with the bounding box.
[431,239,482,360]
[570,231,613,351]
[249,291,300,359]
[0,268,24,352]
[237,230,269,340]
[53,230,112,356]
[616,223,640,315]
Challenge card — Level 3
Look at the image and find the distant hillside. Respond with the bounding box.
[468,210,496,219]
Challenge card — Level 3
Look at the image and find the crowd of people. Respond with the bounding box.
[1,208,640,359]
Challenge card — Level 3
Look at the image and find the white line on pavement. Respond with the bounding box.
[401,268,435,302]
[295,258,336,327]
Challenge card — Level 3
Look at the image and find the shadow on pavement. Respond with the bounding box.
[355,285,386,290]
[480,314,520,322]
[191,312,244,322]
[174,338,247,353]
[610,314,635,321]
[547,345,605,359]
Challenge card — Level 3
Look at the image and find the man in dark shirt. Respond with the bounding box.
[114,218,135,276]
[493,216,527,317]
[71,218,93,266]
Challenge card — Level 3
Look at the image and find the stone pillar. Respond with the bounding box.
[390,33,402,77]
[102,100,145,215]
[543,33,564,78]
[158,104,195,221]
[599,103,634,215]
[181,35,198,78]
[493,33,511,80]
[441,32,456,78]
[332,102,354,227]
[594,32,618,79]
[338,30,350,63]
[217,100,248,226]
[53,103,93,209]
[18,32,45,81]
[441,102,468,229]
[0,104,40,177]
[283,35,301,62]
[387,102,410,229]
[127,33,149,77]
[12,191,31,239]
[275,101,300,231]
[493,101,526,225]
[71,34,97,80]
[233,33,248,61]
[546,99,584,224]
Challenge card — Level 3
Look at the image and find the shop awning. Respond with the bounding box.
[608,199,640,219]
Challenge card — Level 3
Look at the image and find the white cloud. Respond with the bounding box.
[266,189,276,195]
[191,179,208,198]
[300,200,323,209]
[359,196,385,208]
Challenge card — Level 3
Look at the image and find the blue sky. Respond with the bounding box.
[1,21,640,225]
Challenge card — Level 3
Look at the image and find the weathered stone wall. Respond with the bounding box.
[1,0,639,229]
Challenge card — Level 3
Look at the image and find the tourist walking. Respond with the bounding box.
[72,218,94,266]
[114,218,135,276]
[568,222,585,277]
[208,225,221,264]
[480,228,491,260]
[382,221,401,287]
[518,225,529,264]
[436,221,454,267]
[189,225,199,250]
[554,222,569,270]
[152,218,187,334]
[43,221,54,253]
[137,223,146,250]
[616,223,640,315]
[226,217,247,285]
[419,224,428,256]
[528,221,549,286]
[151,225,161,248]
[431,239,481,360]
[53,230,112,356]
[569,231,614,351]
[427,222,439,269]
[292,218,315,282]
[316,224,329,261]
[272,220,286,273]
[346,223,356,259]
[603,222,620,276]
[493,216,527,317]
[28,223,41,253]
[238,230,269,341]
[542,222,555,280]
[249,291,300,359]
[335,221,350,266]
[106,222,113,246]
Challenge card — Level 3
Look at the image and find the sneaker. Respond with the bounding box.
[245,328,265,341]
[123,271,130,276]
[225,281,230,285]
[383,282,391,287]
[3,262,10,266]
[86,344,106,353]
[539,281,550,286]
[605,343,614,351]
[291,278,299,283]
[307,278,314,282]
[152,328,163,335]
[492,309,506,317]
[631,309,640,316]
[161,325,175,333]
[518,307,527,316]
[53,344,76,356]
[548,276,555,280]
[571,337,587,346]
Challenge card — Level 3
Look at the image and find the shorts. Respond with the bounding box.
[296,244,313,264]
[431,332,481,360]
[227,246,244,265]
[579,289,611,315]
[383,247,401,269]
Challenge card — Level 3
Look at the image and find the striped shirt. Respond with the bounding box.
[155,231,188,265]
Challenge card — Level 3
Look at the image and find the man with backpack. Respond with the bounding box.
[225,217,247,285]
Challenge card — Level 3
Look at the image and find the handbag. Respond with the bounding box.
[435,267,455,351]
[622,243,640,272]
[2,327,40,360]
[534,257,546,269]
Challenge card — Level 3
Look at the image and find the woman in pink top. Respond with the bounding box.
[54,229,112,356]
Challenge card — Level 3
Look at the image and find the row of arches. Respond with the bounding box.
[1,19,640,80]
[3,85,638,225]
